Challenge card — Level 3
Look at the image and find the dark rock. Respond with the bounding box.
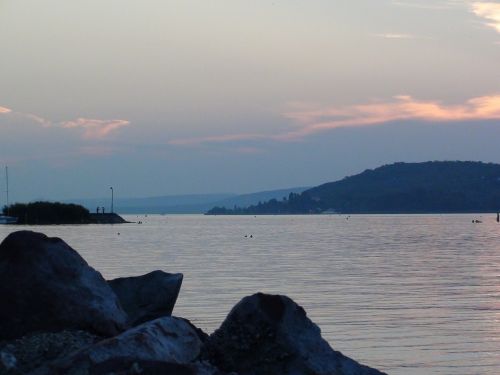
[190,361,231,375]
[62,359,226,375]
[50,317,204,374]
[0,330,101,374]
[0,231,128,340]
[204,293,386,375]
[86,359,196,375]
[178,318,210,343]
[0,350,19,374]
[108,270,183,326]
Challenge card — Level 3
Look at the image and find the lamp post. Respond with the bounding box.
[110,186,114,213]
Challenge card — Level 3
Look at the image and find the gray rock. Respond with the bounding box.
[0,231,128,340]
[108,270,183,326]
[205,293,386,375]
[50,317,204,374]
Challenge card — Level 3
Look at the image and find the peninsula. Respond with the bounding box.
[206,161,500,215]
[3,202,129,224]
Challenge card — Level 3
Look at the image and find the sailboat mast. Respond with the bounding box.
[5,166,8,214]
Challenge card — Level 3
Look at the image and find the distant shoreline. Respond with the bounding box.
[205,210,500,216]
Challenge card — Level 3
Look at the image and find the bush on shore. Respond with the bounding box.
[2,202,91,224]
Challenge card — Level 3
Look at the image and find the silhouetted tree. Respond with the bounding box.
[3,202,91,224]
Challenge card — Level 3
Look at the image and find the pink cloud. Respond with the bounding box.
[280,94,500,140]
[60,118,130,139]
[0,106,130,140]
[169,94,500,146]
[24,113,52,127]
[472,2,500,33]
[372,33,416,39]
[0,108,52,127]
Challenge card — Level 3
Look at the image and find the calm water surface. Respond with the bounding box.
[1,214,499,375]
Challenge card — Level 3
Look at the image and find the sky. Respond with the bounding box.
[0,0,499,202]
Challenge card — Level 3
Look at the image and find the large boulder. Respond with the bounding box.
[0,231,128,340]
[49,317,205,374]
[108,270,183,326]
[205,293,386,375]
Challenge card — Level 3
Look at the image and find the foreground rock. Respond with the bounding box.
[51,360,223,375]
[48,317,205,374]
[108,271,183,326]
[205,293,386,375]
[0,231,386,375]
[0,330,101,374]
[0,231,128,340]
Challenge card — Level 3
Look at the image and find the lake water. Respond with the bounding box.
[1,214,499,374]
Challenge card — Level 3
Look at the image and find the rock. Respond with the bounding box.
[0,351,18,372]
[191,361,231,375]
[204,293,386,375]
[178,317,210,343]
[0,330,101,374]
[0,231,128,340]
[108,270,183,326]
[50,359,226,375]
[50,317,204,374]
[74,360,195,375]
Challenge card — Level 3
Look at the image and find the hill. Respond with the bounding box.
[206,161,500,214]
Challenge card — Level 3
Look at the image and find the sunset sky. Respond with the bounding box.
[1,0,499,201]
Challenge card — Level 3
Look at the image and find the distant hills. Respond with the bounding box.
[206,161,500,214]
[68,193,234,214]
[67,187,309,214]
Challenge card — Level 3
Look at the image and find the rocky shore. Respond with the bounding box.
[0,231,386,375]
[88,213,131,224]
